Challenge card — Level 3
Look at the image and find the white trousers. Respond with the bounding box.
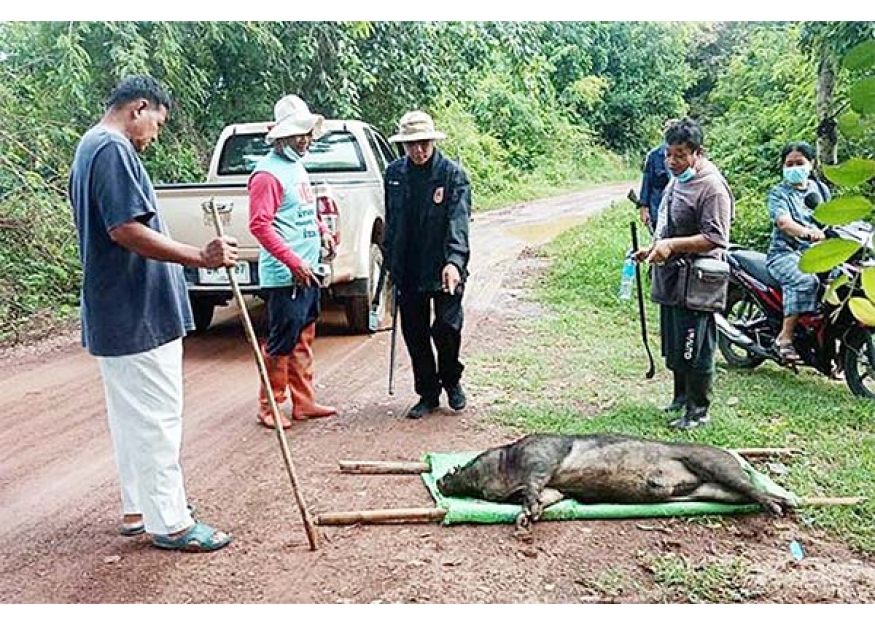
[97,338,193,535]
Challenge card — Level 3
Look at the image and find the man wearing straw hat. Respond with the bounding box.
[248,94,338,430]
[384,110,472,419]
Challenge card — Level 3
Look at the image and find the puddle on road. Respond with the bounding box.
[502,215,589,245]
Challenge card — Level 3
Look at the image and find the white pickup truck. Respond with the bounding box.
[156,119,399,334]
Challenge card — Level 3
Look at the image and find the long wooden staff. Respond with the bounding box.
[207,199,320,551]
[632,221,656,379]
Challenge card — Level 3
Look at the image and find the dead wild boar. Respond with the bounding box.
[436,433,794,529]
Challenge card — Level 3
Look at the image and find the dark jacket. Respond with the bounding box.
[383,150,471,292]
[638,143,670,224]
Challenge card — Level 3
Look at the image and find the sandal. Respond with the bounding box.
[774,340,800,363]
[120,522,146,536]
[152,521,232,552]
[119,502,197,537]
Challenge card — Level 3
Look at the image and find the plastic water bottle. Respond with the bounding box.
[618,252,635,300]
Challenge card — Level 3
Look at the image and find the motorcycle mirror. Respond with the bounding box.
[804,192,821,210]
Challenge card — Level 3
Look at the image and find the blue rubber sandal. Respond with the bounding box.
[119,503,197,537]
[152,521,232,552]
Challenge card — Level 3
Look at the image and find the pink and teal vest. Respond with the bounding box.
[252,150,321,288]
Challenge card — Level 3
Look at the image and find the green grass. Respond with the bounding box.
[467,202,875,554]
[575,565,640,599]
[646,554,765,603]
[474,152,638,211]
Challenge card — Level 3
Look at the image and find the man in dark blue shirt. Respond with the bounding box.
[69,75,238,552]
[637,119,677,232]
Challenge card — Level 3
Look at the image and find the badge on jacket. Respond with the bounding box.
[433,187,444,204]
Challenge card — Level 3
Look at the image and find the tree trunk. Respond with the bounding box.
[816,48,839,166]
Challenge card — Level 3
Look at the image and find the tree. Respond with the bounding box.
[799,38,875,327]
[703,23,819,250]
[585,22,693,154]
[799,22,874,165]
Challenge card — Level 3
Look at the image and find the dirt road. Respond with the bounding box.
[2,182,872,604]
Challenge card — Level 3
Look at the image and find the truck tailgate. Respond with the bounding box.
[155,183,261,259]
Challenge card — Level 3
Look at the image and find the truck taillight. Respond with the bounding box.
[317,196,340,244]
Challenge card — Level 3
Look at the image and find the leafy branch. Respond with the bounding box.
[800,39,875,326]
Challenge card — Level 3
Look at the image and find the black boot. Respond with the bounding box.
[406,396,440,419]
[446,383,467,411]
[663,371,687,413]
[669,372,712,430]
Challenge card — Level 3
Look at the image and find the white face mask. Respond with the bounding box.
[783,163,811,185]
[281,145,300,160]
[675,167,696,183]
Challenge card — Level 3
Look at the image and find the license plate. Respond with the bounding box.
[198,262,251,285]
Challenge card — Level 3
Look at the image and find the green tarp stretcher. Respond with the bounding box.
[422,450,798,525]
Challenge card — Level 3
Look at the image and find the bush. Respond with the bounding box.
[433,93,634,211]
[0,186,81,343]
[705,24,819,250]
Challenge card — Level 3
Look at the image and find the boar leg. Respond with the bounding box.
[513,488,565,535]
[679,450,795,515]
[514,511,532,532]
[539,487,566,509]
[513,464,562,530]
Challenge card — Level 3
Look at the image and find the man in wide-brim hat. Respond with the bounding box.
[383,110,472,419]
[248,94,338,430]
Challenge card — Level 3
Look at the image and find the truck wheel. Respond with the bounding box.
[190,298,215,335]
[345,242,388,334]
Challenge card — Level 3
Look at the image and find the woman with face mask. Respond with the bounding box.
[765,141,830,363]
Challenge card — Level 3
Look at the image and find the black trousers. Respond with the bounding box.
[264,285,320,356]
[659,304,716,374]
[397,287,465,401]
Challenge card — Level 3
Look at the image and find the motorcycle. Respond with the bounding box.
[716,220,875,399]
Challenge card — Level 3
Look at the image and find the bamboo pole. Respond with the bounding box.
[339,460,431,474]
[313,497,865,528]
[315,507,447,526]
[336,448,804,476]
[733,448,802,458]
[795,497,866,507]
[209,200,320,551]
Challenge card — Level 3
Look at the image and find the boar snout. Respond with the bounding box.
[436,467,463,496]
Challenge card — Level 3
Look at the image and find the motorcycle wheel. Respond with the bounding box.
[843,328,875,399]
[717,287,767,369]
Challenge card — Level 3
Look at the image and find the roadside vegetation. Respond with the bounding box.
[466,203,875,555]
[0,21,872,345]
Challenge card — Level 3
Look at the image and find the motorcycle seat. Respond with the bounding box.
[730,250,782,290]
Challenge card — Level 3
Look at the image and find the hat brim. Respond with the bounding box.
[266,114,325,143]
[388,130,447,144]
